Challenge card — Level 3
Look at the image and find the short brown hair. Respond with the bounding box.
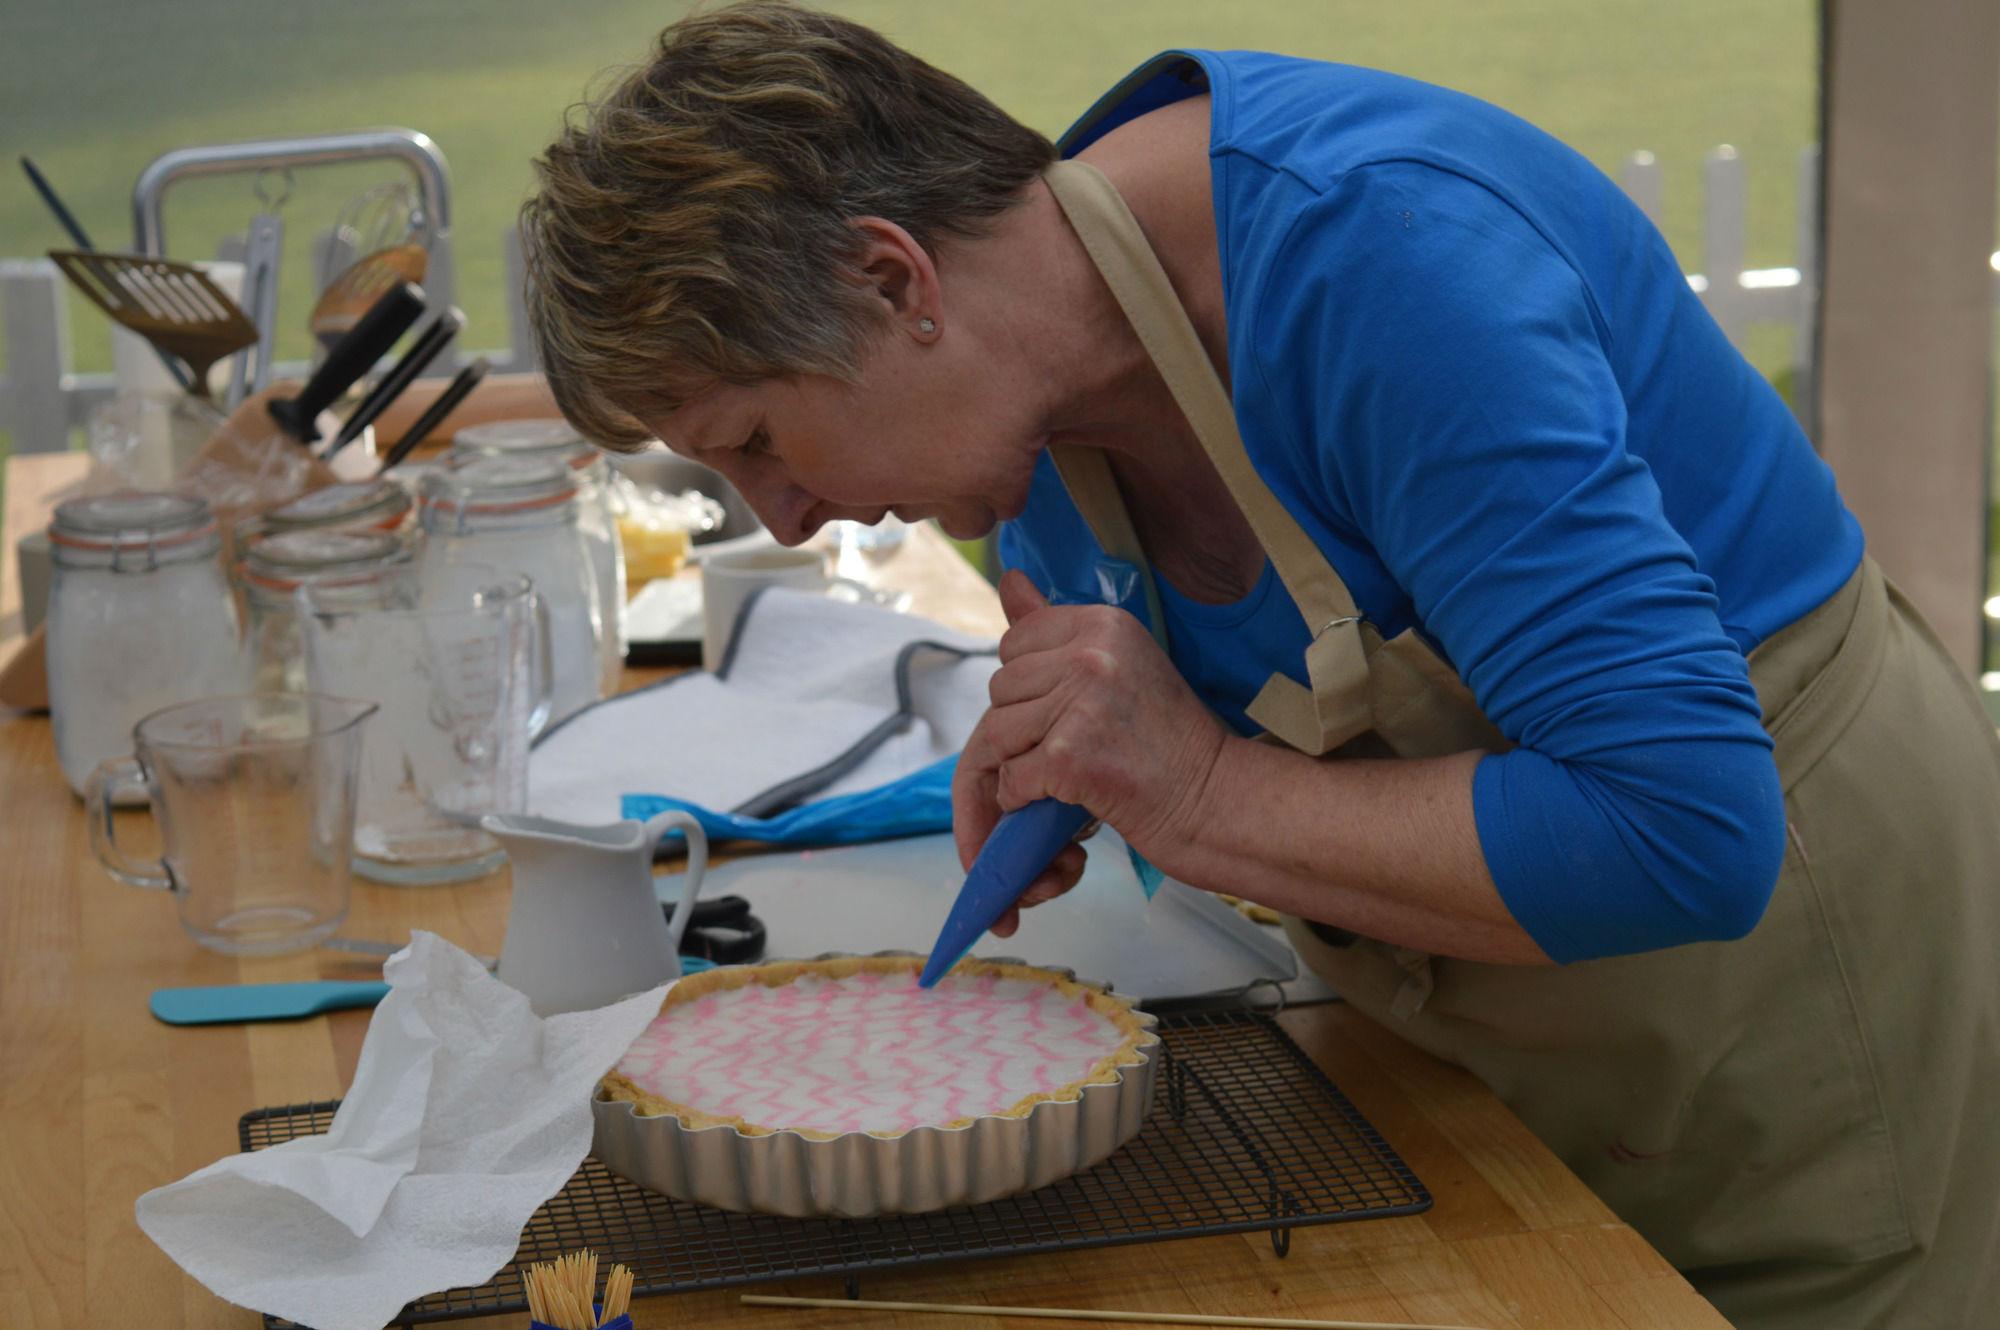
[521,1,1056,450]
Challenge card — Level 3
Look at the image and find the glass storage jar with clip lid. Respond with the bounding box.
[251,477,415,539]
[450,419,625,692]
[45,491,248,797]
[238,529,415,693]
[418,456,603,728]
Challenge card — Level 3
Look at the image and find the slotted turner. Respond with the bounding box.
[310,242,429,349]
[49,249,258,399]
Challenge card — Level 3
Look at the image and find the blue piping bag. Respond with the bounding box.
[918,557,1152,988]
[918,797,1093,987]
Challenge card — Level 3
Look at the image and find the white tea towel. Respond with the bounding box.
[683,828,1300,1003]
[529,587,998,824]
[135,933,666,1330]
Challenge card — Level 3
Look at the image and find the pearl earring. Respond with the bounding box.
[918,317,936,335]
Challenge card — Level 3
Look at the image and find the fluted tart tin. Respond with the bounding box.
[591,953,1159,1218]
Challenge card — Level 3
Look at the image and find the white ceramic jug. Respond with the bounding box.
[484,809,708,1016]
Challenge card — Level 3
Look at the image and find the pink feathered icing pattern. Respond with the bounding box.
[616,968,1130,1137]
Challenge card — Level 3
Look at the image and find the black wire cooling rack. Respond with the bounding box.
[243,1007,1429,1329]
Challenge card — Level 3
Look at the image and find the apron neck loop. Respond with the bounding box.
[1040,159,1376,752]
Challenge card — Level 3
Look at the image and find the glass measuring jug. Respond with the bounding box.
[84,693,377,955]
[299,563,552,884]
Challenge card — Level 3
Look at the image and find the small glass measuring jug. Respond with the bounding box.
[299,563,552,885]
[84,693,377,955]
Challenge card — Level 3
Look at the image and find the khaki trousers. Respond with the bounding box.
[1291,562,2000,1328]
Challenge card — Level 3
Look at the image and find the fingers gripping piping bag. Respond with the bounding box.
[917,559,1150,988]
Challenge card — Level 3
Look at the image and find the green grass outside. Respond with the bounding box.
[10,6,2000,663]
[1,0,1840,602]
[2,0,1818,386]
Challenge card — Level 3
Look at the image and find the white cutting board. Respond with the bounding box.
[659,828,1299,1004]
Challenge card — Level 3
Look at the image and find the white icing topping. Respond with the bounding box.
[616,969,1131,1136]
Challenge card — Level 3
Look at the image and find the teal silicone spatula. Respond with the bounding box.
[149,980,390,1025]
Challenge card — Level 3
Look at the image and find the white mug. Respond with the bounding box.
[700,546,837,672]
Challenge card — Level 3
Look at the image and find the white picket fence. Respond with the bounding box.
[0,145,1986,455]
[1626,145,1824,425]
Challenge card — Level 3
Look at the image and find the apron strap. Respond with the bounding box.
[1042,159,1371,754]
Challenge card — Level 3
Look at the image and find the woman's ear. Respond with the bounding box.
[849,216,943,341]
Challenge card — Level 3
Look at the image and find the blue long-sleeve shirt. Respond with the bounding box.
[999,50,1861,963]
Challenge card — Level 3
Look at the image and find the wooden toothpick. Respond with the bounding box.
[738,1293,1492,1330]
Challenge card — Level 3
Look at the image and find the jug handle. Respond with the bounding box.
[645,810,709,950]
[85,757,173,890]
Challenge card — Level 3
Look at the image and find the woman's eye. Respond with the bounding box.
[743,429,773,458]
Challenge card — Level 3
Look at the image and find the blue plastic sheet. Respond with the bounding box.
[624,752,1162,900]
[622,755,957,847]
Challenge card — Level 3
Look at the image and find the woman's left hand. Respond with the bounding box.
[952,570,1230,934]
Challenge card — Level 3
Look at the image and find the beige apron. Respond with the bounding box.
[1042,158,2000,1329]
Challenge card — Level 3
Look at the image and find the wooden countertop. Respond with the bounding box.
[0,452,1729,1330]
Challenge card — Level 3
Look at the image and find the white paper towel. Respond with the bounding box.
[135,933,667,1330]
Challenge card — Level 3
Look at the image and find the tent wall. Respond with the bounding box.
[1814,0,2000,672]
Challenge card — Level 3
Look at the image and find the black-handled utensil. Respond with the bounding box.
[267,281,426,444]
[22,155,193,391]
[691,895,754,928]
[321,305,463,461]
[665,895,767,964]
[373,356,490,475]
[20,155,95,249]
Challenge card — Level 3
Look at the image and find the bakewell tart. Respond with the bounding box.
[592,954,1159,1216]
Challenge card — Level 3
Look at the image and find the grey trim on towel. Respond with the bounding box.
[533,582,997,824]
[730,633,996,818]
[529,665,700,750]
[710,582,774,681]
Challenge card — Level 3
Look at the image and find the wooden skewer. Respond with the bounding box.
[738,1294,1493,1330]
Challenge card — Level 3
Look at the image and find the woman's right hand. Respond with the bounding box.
[951,570,1225,936]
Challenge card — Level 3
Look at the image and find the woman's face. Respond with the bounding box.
[638,330,1050,547]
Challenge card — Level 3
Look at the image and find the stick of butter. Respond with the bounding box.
[619,518,691,588]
